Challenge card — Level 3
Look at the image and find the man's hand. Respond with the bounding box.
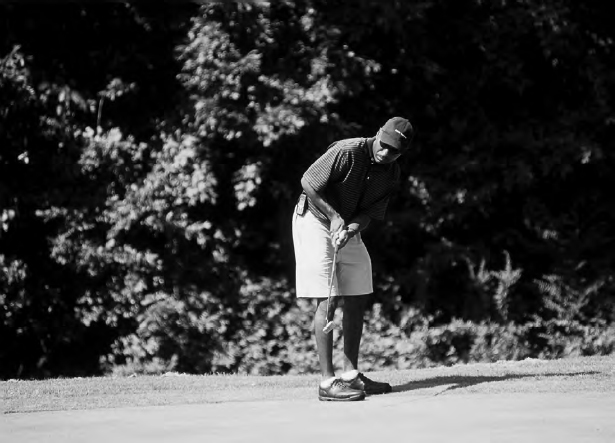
[329,215,346,247]
[334,223,361,250]
[333,228,351,250]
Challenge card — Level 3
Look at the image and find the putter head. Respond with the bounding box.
[323,321,336,334]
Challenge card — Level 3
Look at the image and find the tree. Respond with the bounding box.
[2,1,614,378]
[0,4,196,378]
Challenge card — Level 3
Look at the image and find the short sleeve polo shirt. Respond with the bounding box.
[302,137,400,226]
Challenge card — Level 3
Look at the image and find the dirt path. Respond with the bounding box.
[4,391,615,443]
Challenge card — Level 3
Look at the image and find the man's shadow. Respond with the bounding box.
[391,371,600,395]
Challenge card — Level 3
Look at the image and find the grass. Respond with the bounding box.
[3,355,614,414]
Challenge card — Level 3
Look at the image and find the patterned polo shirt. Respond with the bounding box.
[301,137,400,225]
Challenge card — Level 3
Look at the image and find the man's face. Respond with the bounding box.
[373,130,404,164]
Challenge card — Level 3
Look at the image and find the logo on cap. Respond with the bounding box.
[380,117,413,151]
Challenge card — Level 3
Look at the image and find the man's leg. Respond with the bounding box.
[314,296,365,401]
[314,297,337,378]
[293,210,363,401]
[341,294,368,372]
[339,294,392,395]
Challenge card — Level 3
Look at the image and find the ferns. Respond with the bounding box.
[535,274,607,323]
[464,250,522,323]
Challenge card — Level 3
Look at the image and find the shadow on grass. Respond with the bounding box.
[391,371,600,395]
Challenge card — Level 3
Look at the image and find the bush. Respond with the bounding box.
[357,304,614,372]
[105,293,615,376]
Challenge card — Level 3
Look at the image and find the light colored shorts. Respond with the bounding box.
[292,206,373,298]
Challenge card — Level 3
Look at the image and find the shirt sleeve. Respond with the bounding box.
[302,143,350,193]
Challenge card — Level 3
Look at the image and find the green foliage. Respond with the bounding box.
[359,305,530,370]
[2,1,615,379]
[0,47,111,379]
[360,305,615,371]
[106,277,318,376]
[0,6,197,378]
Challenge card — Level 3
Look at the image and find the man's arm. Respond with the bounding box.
[346,214,370,237]
[335,213,370,249]
[301,176,373,249]
[301,177,346,236]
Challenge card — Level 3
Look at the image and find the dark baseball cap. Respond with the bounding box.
[380,117,414,151]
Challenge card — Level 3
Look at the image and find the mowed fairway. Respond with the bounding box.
[2,355,615,443]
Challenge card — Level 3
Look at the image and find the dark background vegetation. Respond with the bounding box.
[1,1,614,379]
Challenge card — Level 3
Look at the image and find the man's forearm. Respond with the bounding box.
[301,177,341,223]
[346,214,370,236]
[300,177,371,238]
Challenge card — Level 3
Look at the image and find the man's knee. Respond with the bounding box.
[316,297,338,312]
[342,294,369,311]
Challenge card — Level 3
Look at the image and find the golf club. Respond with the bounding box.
[323,246,338,334]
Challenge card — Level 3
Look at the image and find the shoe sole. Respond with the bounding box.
[318,393,366,402]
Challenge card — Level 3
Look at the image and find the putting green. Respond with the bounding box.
[3,391,615,443]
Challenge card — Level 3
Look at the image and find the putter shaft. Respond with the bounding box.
[323,247,338,334]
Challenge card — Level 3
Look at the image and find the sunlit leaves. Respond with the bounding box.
[233,162,262,211]
[179,11,338,148]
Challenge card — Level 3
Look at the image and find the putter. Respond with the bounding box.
[322,246,338,334]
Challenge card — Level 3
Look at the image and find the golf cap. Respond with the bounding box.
[380,117,413,151]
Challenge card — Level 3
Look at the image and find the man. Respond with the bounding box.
[292,116,414,401]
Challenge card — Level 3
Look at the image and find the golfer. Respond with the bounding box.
[292,116,414,401]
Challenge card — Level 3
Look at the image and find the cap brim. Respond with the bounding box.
[380,132,407,151]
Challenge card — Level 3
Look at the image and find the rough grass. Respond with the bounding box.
[3,355,614,414]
